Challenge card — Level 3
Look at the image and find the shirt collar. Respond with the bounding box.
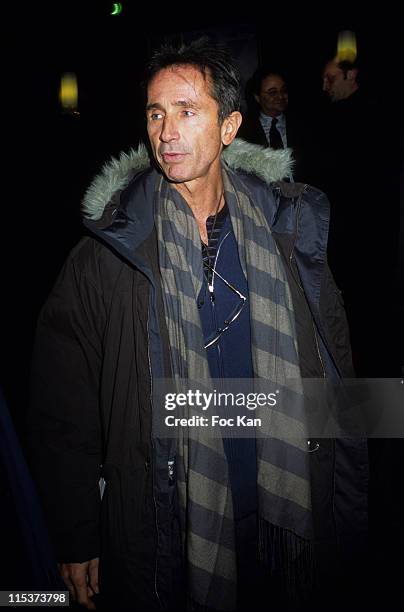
[259,112,285,127]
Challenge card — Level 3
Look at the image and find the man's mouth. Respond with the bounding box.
[161,152,187,163]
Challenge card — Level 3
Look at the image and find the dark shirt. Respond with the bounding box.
[198,205,257,522]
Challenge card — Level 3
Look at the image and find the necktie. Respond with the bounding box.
[269,117,284,150]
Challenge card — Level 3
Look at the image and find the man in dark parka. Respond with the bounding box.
[28,39,368,611]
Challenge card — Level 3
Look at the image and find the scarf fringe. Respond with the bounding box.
[258,518,316,605]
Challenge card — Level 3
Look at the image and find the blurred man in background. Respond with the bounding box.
[239,66,315,182]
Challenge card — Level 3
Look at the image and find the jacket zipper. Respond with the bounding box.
[147,312,162,608]
[312,321,326,378]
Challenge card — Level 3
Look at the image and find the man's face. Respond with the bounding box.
[254,74,288,117]
[146,64,233,184]
[322,61,351,102]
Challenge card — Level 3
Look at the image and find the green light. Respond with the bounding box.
[111,3,122,15]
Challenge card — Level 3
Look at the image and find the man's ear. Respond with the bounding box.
[347,68,358,83]
[221,111,243,146]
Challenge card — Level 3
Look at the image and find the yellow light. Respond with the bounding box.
[59,72,78,110]
[337,30,357,63]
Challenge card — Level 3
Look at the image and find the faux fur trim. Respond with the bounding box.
[82,139,293,220]
[222,139,294,185]
[82,143,150,220]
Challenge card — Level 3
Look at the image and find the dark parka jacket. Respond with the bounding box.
[28,140,368,610]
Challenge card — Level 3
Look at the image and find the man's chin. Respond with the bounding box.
[159,163,188,183]
[167,175,186,184]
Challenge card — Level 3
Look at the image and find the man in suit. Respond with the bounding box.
[238,67,313,182]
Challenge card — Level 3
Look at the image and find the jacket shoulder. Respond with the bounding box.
[59,236,132,302]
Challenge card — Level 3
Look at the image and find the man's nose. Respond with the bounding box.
[160,116,179,142]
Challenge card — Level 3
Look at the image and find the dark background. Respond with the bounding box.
[0,0,402,595]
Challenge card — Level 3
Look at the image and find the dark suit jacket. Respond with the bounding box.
[238,110,317,184]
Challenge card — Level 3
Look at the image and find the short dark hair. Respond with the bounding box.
[249,66,287,96]
[144,37,241,122]
[337,59,359,78]
[324,57,361,81]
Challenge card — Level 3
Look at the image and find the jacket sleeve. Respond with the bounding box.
[27,241,105,563]
[320,263,355,377]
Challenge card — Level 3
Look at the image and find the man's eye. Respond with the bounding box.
[150,113,163,120]
[183,110,195,117]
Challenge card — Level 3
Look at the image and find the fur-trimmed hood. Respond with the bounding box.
[82,138,294,220]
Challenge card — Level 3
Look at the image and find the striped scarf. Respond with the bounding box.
[155,166,313,610]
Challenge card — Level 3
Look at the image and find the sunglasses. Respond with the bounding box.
[202,260,247,349]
